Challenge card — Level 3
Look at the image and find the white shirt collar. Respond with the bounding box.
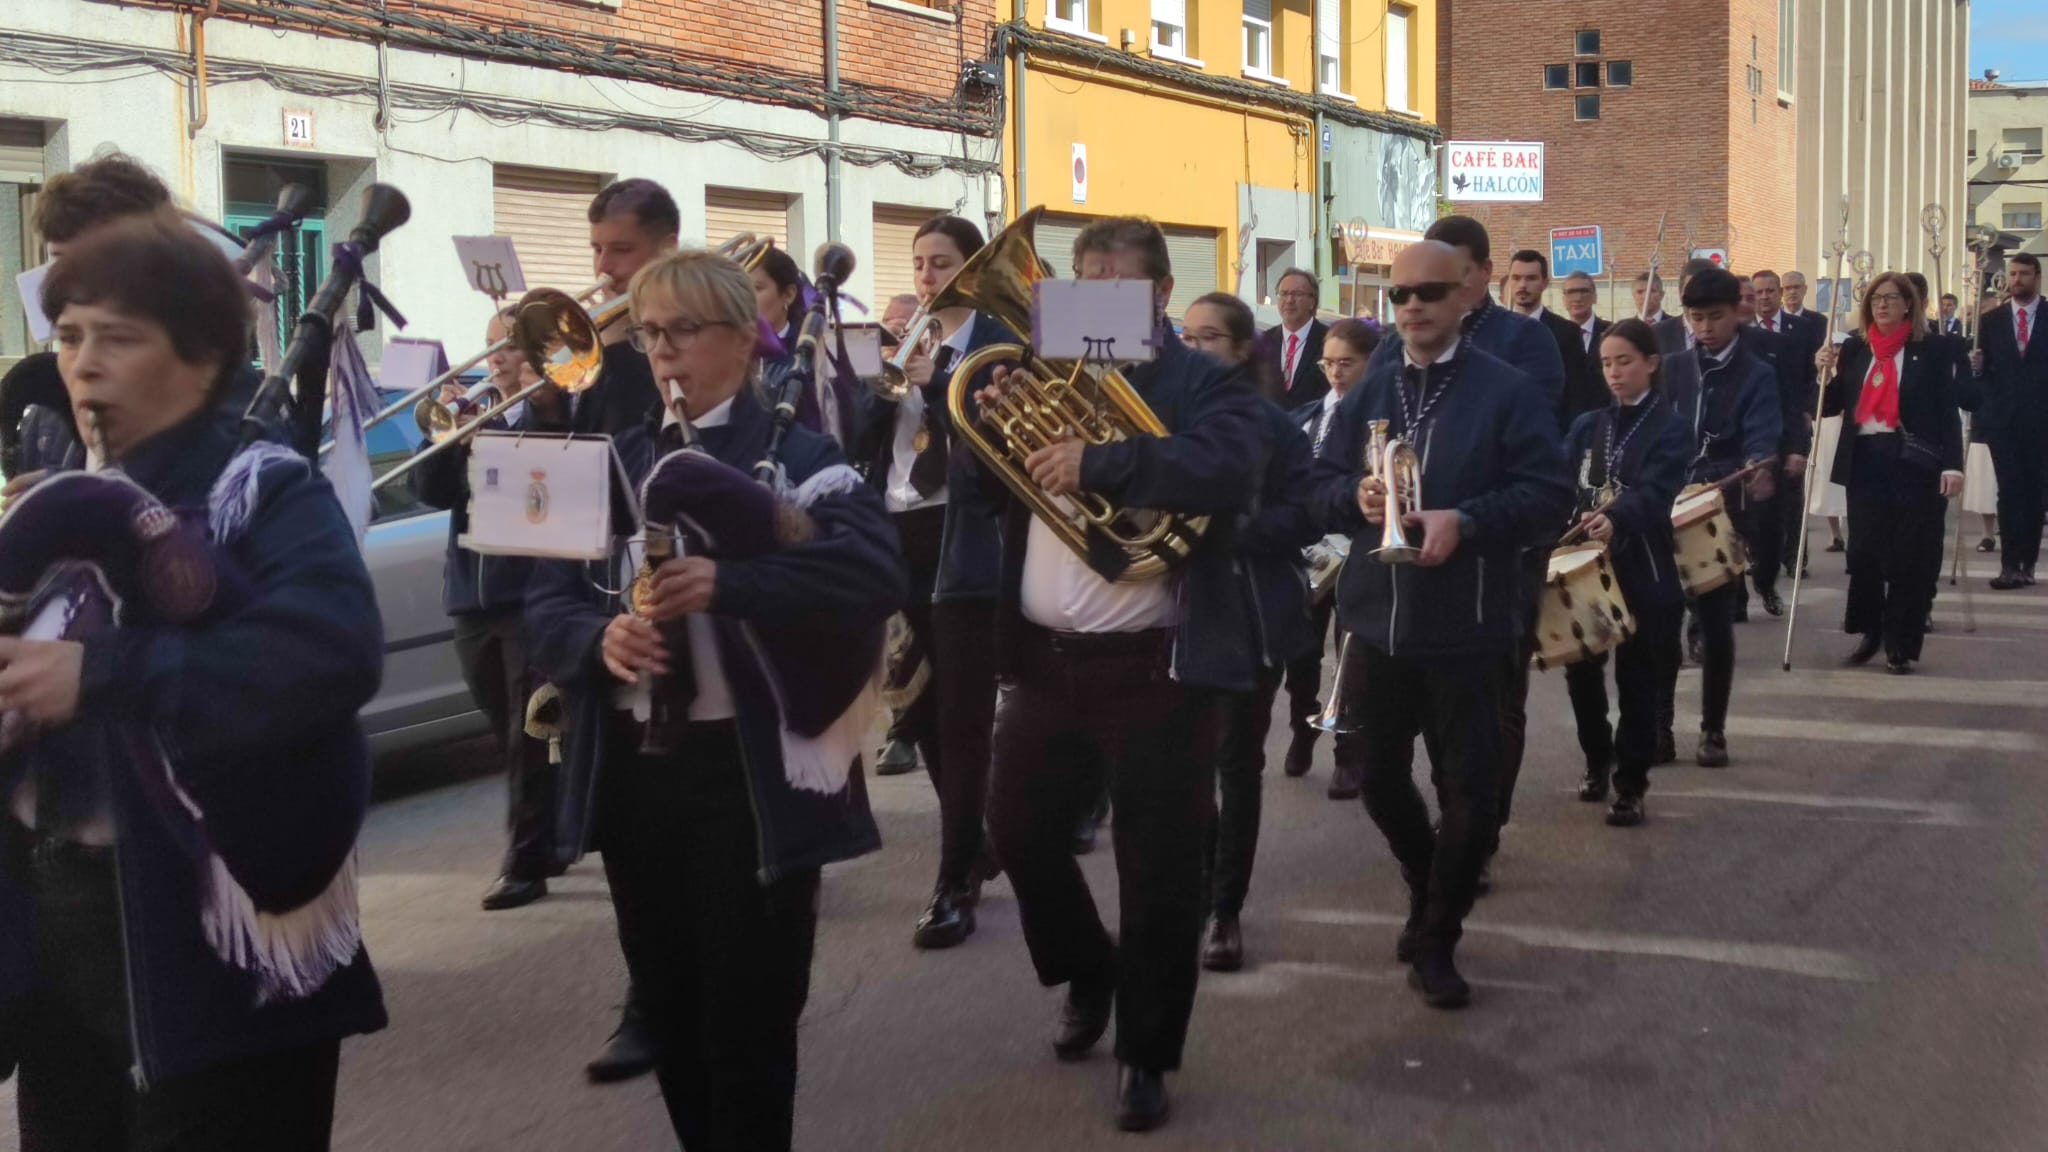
[1404,337,1460,369]
[1783,305,1806,318]
[1700,336,1736,365]
[942,317,976,356]
[1514,303,1543,319]
[1321,387,1343,414]
[1579,315,1597,334]
[1281,318,1314,342]
[1617,390,1650,407]
[663,391,736,431]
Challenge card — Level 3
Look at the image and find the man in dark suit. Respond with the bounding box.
[1756,268,1828,574]
[1939,293,1963,336]
[577,178,676,438]
[1553,267,1614,424]
[1969,253,2048,588]
[1731,273,1804,617]
[1505,249,1607,425]
[1655,258,1718,354]
[1263,268,1330,407]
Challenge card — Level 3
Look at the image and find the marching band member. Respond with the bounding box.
[1286,319,1379,796]
[1968,253,2047,590]
[411,310,568,911]
[4,212,385,1148]
[752,246,806,371]
[973,217,1261,1132]
[1753,269,1821,580]
[1653,266,1781,768]
[524,249,902,1150]
[1561,319,1689,826]
[871,285,929,781]
[1311,239,1571,1008]
[578,179,676,439]
[854,215,1007,950]
[1180,292,1318,974]
[1818,274,1965,672]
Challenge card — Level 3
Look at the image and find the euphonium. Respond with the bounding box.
[943,207,1208,583]
[1368,419,1423,565]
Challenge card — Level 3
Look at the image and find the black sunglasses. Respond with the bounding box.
[1389,281,1460,306]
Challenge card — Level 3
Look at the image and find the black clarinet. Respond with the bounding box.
[638,402,702,757]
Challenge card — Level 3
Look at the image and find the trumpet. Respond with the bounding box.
[415,377,507,442]
[1364,420,1423,564]
[876,302,942,401]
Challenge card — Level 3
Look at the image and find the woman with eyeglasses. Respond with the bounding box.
[526,249,903,1149]
[1815,272,1964,673]
[1180,292,1319,975]
[1281,318,1377,798]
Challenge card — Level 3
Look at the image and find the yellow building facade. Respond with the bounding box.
[995,0,1441,322]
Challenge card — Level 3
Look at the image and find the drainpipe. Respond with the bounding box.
[1013,0,1028,221]
[825,0,842,243]
[1314,108,1329,291]
[187,0,218,136]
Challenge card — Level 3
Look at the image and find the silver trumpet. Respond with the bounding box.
[1365,419,1423,565]
[1310,634,1354,733]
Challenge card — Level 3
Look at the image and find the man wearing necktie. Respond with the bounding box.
[1262,269,1331,407]
[1968,253,2048,588]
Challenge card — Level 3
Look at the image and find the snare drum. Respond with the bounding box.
[1532,543,1635,672]
[1671,485,1748,598]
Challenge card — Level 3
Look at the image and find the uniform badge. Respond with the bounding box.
[526,469,549,525]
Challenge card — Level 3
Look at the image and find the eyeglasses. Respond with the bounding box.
[1277,289,1316,301]
[627,319,732,352]
[1388,281,1460,306]
[1868,292,1906,305]
[1318,357,1361,374]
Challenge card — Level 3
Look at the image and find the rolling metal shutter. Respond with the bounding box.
[1028,215,1218,321]
[492,165,603,293]
[705,188,791,250]
[872,205,940,307]
[1034,214,1087,279]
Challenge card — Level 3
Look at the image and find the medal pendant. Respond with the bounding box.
[912,425,932,453]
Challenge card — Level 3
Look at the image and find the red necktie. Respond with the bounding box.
[2021,306,2031,355]
[1284,332,1301,386]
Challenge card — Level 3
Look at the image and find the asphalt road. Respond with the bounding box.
[6,551,2048,1150]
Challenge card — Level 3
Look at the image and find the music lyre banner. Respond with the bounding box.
[453,236,527,299]
[460,433,622,560]
[1033,280,1159,363]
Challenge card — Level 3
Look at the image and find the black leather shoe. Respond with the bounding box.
[1283,730,1316,778]
[1201,917,1243,972]
[1824,536,1846,553]
[1115,1065,1170,1132]
[912,888,976,950]
[1697,730,1729,768]
[1760,588,1785,617]
[1978,537,1998,553]
[1885,657,1913,675]
[1991,569,2027,590]
[481,874,546,911]
[1327,761,1362,801]
[1053,972,1114,1061]
[873,738,918,776]
[586,1003,661,1084]
[1606,795,1645,827]
[1578,766,1611,803]
[1408,946,1472,1009]
[1844,633,1882,667]
[1654,730,1677,766]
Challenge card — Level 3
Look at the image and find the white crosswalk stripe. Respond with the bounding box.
[1652,788,1976,826]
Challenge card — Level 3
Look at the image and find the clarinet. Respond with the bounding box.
[637,395,702,757]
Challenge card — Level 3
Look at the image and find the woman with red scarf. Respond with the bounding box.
[1817,272,1965,673]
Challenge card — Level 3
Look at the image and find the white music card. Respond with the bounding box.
[453,236,527,299]
[1032,279,1159,364]
[381,336,449,394]
[16,261,51,343]
[460,433,619,560]
[840,323,886,378]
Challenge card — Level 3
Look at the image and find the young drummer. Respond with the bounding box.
[1560,319,1690,826]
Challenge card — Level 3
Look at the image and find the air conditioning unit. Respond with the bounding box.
[1997,153,2023,169]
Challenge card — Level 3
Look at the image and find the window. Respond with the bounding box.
[1152,0,1191,57]
[1047,0,1093,35]
[1746,65,1764,95]
[1968,130,1978,161]
[1576,61,1600,87]
[705,187,792,250]
[228,156,332,356]
[1777,0,1796,94]
[2002,127,2044,161]
[1255,239,1296,304]
[1575,30,1600,55]
[1318,0,1347,96]
[1544,64,1569,89]
[1386,5,1412,111]
[2005,203,2043,231]
[1607,59,1632,86]
[1242,0,1275,77]
[1576,94,1600,120]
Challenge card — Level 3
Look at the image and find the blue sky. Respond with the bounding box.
[1974,0,2048,82]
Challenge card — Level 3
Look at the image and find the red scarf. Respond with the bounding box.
[1854,323,1909,428]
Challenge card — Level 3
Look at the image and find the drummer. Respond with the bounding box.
[1559,319,1690,826]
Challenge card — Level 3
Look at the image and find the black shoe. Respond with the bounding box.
[1578,765,1611,803]
[1733,599,1750,624]
[1283,730,1316,778]
[586,1003,661,1084]
[1844,633,1882,667]
[873,738,918,776]
[1407,946,1472,1009]
[1824,537,1846,553]
[1760,588,1785,617]
[1606,795,1645,827]
[480,874,547,911]
[1685,629,1704,667]
[1071,813,1100,855]
[1327,760,1362,801]
[1053,971,1115,1061]
[1696,730,1729,768]
[1991,569,2027,590]
[912,887,976,950]
[1201,917,1243,972]
[1115,1065,1171,1132]
[1978,537,1998,553]
[1654,730,1677,766]
[1885,657,1914,675]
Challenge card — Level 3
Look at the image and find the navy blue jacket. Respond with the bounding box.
[1563,398,1690,609]
[1233,398,1321,669]
[524,390,900,880]
[1369,298,1567,434]
[1741,323,1813,458]
[1,414,387,1086]
[1659,335,1783,485]
[1311,344,1572,659]
[413,397,566,616]
[974,335,1265,693]
[1966,301,2048,436]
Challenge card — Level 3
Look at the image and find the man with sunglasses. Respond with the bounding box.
[1311,240,1571,1008]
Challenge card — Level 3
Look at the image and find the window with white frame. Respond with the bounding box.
[2004,202,2043,231]
[1243,0,1275,77]
[1153,0,1190,56]
[1047,0,1092,35]
[1386,5,1413,111]
[1318,0,1347,95]
[2003,127,2044,161]
[1777,0,1795,96]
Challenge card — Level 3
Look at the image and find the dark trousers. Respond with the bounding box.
[1283,599,1336,736]
[1988,431,2044,570]
[597,720,820,1152]
[1494,550,1546,828]
[11,831,340,1152]
[1660,582,1736,736]
[1844,435,1947,662]
[1565,599,1681,798]
[1347,641,1504,950]
[452,609,558,879]
[1739,481,1783,599]
[986,626,1221,1072]
[1211,668,1283,918]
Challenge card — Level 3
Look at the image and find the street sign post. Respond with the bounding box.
[1550,225,1603,277]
